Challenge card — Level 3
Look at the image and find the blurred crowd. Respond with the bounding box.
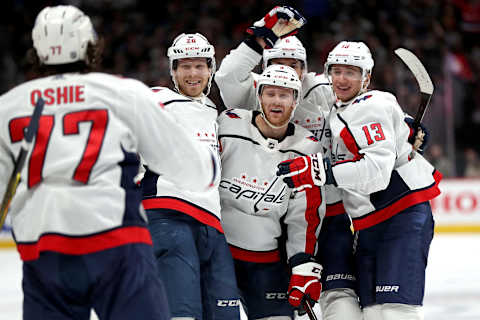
[1,0,479,177]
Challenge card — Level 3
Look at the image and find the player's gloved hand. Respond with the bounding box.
[246,6,307,48]
[404,117,429,154]
[288,261,323,309]
[277,153,336,191]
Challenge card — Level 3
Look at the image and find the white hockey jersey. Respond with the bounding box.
[218,109,325,263]
[140,88,223,232]
[328,90,442,230]
[0,72,217,261]
[215,41,345,217]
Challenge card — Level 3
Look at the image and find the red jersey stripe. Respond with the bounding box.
[142,197,224,233]
[326,202,346,217]
[352,170,442,230]
[17,226,152,261]
[229,245,281,263]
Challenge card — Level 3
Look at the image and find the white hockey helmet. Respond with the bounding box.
[256,64,302,129]
[167,33,216,96]
[262,36,307,74]
[324,41,374,84]
[32,5,97,65]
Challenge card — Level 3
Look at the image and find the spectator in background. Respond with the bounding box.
[427,144,455,178]
[464,148,480,177]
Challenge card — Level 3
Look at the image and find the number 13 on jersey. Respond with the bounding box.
[362,122,385,145]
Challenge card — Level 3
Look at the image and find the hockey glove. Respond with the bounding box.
[288,261,323,309]
[246,6,307,48]
[277,153,331,192]
[404,117,429,154]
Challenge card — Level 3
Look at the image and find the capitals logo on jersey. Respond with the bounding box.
[219,175,288,215]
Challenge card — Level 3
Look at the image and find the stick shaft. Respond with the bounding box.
[0,98,45,229]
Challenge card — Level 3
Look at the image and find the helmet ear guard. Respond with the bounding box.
[256,64,302,129]
[32,5,97,65]
[167,33,216,96]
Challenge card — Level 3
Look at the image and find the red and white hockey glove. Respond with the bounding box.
[246,6,307,48]
[277,153,330,192]
[288,261,323,309]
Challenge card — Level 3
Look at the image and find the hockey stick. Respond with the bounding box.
[0,97,45,229]
[253,177,278,213]
[302,298,318,320]
[394,48,434,156]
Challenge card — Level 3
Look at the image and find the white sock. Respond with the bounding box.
[363,303,424,320]
[320,288,362,320]
[382,303,423,320]
[364,304,382,320]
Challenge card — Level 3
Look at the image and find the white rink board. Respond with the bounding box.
[432,179,480,230]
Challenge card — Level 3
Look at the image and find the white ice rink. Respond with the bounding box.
[1,234,479,320]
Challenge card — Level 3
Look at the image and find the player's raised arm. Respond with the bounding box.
[215,6,307,110]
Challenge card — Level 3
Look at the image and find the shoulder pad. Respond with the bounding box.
[352,90,398,107]
[352,94,373,105]
[151,86,167,93]
[224,109,242,119]
[219,108,251,121]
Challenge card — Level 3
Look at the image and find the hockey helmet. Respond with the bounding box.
[32,5,97,65]
[324,41,374,82]
[167,33,216,96]
[263,36,307,74]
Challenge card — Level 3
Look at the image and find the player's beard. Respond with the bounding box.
[262,102,294,128]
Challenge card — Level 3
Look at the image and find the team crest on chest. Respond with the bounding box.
[219,174,288,215]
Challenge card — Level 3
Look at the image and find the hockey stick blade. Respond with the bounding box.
[395,48,433,95]
[0,97,45,229]
[394,48,434,126]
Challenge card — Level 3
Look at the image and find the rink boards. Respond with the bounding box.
[2,178,480,247]
[430,178,480,232]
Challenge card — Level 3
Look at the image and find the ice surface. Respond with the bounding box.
[1,234,479,319]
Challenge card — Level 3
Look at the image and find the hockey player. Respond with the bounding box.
[0,6,219,320]
[215,6,362,319]
[218,64,324,319]
[277,41,442,320]
[139,33,241,319]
